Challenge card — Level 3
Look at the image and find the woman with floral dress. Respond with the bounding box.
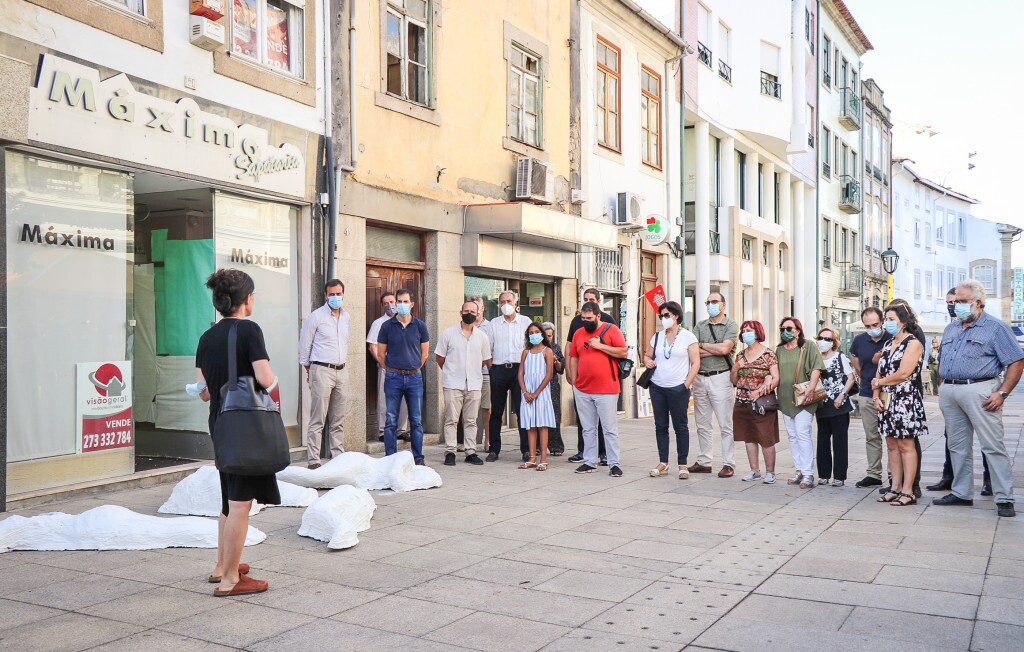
[731,320,780,484]
[873,303,928,506]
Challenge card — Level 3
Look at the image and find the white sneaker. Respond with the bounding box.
[831,479,845,487]
[678,467,689,479]
[763,472,776,484]
[741,470,762,482]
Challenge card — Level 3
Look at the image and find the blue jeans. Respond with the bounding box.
[384,370,424,461]
[649,381,690,465]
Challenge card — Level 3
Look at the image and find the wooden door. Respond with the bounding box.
[365,263,425,437]
[641,252,659,353]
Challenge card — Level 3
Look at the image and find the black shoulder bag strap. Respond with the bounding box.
[598,324,617,381]
[224,321,239,403]
[707,321,733,369]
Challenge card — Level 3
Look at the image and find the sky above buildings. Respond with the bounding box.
[637,0,1022,239]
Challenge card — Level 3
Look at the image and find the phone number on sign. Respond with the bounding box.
[82,430,132,452]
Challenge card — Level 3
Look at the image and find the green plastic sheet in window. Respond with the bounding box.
[154,238,214,356]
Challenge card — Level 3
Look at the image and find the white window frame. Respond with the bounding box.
[958,215,967,247]
[914,269,922,300]
[231,0,305,78]
[509,43,543,148]
[100,0,145,16]
[384,0,430,106]
[973,264,995,294]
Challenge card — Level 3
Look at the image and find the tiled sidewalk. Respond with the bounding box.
[1,393,1021,651]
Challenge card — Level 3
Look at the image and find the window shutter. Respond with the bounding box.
[760,42,779,76]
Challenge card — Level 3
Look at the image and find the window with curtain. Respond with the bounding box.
[232,0,305,77]
[596,37,621,151]
[385,0,429,105]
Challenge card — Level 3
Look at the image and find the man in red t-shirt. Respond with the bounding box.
[568,302,628,476]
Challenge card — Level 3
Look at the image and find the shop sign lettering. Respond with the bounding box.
[230,248,289,268]
[29,54,306,198]
[20,223,116,251]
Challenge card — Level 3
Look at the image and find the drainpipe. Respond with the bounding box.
[678,0,687,325]
[814,0,821,326]
[341,0,357,172]
[327,0,358,280]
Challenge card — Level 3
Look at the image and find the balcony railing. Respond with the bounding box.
[823,255,832,270]
[823,70,831,88]
[760,74,782,99]
[683,229,723,255]
[839,87,862,130]
[718,59,732,83]
[698,42,712,67]
[839,175,862,213]
[822,161,831,177]
[839,262,863,297]
[710,230,721,254]
[808,132,815,148]
[873,165,882,181]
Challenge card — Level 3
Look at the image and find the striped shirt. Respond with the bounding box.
[298,304,350,367]
[938,312,1024,381]
[488,314,532,365]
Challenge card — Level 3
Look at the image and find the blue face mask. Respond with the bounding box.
[707,302,721,318]
[529,333,543,346]
[884,320,900,335]
[866,327,883,338]
[741,332,756,346]
[395,304,411,317]
[327,295,343,310]
[954,302,974,321]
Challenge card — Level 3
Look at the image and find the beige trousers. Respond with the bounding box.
[308,364,347,462]
[692,372,736,467]
[443,388,481,455]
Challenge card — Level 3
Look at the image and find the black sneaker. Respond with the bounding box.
[609,465,623,478]
[485,452,498,462]
[568,453,584,463]
[599,456,609,467]
[465,454,484,466]
[997,502,1016,517]
[444,453,456,466]
[575,464,596,474]
[878,485,893,495]
[855,476,883,488]
[932,494,974,506]
[414,458,426,466]
[981,484,993,497]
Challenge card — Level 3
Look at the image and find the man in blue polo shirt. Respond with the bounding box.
[849,306,890,488]
[376,289,431,465]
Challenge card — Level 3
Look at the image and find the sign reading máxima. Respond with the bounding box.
[27,54,306,198]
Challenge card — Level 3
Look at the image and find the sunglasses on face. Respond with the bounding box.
[817,336,834,343]
[781,327,795,333]
[659,312,673,318]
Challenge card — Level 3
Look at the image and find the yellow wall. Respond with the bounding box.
[352,0,571,206]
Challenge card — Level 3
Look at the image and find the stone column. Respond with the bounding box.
[763,161,776,224]
[720,137,736,252]
[745,151,760,218]
[695,121,711,304]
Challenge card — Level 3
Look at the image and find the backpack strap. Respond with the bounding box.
[598,324,617,381]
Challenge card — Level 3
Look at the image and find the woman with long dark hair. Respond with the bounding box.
[195,269,280,596]
[775,316,824,488]
[517,322,556,470]
[541,322,566,456]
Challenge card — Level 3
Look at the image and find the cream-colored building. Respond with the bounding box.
[817,0,872,327]
[861,78,892,309]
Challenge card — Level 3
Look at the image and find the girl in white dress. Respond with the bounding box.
[518,322,556,471]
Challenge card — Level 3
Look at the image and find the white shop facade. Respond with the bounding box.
[2,53,319,504]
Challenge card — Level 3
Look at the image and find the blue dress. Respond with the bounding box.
[519,349,556,428]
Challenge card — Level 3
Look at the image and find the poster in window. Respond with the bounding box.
[265,2,290,70]
[233,0,259,59]
[76,362,134,454]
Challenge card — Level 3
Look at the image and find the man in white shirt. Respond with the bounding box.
[435,301,491,466]
[486,290,532,462]
[366,292,407,441]
[298,279,351,469]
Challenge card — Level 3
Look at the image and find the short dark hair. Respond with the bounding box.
[885,302,919,335]
[325,279,344,293]
[380,291,396,304]
[947,287,957,296]
[581,301,601,315]
[207,268,255,318]
[396,288,413,301]
[861,306,883,322]
[659,301,684,322]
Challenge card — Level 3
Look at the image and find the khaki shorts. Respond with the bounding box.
[480,373,491,408]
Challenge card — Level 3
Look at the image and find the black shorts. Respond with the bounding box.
[219,471,281,517]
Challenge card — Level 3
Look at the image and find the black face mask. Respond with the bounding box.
[461,313,476,325]
[947,303,956,319]
[582,320,599,333]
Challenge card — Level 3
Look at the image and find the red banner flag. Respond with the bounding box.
[644,285,667,312]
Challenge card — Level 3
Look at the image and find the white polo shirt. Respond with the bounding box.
[435,324,491,391]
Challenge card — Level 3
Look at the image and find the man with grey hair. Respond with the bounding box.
[935,280,1024,518]
[486,290,532,462]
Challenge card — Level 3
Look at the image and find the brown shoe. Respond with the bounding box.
[688,462,713,474]
[717,466,735,478]
[208,563,250,583]
[213,574,268,597]
[307,462,322,470]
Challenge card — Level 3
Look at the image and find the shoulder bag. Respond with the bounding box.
[636,331,658,389]
[793,345,827,407]
[212,321,291,476]
[598,324,634,380]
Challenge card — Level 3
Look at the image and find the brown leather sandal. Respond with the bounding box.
[213,574,268,597]
[208,563,250,583]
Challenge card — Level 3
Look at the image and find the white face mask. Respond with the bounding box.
[661,317,674,330]
[817,340,832,353]
[500,303,516,317]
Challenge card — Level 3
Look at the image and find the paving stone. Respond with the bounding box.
[977,595,1024,626]
[0,597,64,630]
[665,562,772,589]
[453,558,567,588]
[0,562,86,597]
[425,610,569,652]
[257,550,439,593]
[333,594,474,637]
[85,630,237,651]
[0,612,143,652]
[727,594,852,629]
[159,602,315,648]
[580,602,715,645]
[101,556,212,585]
[533,569,654,602]
[363,523,459,546]
[426,532,527,558]
[539,627,683,651]
[80,586,228,626]
[537,530,635,553]
[248,619,461,652]
[608,540,703,565]
[982,575,1024,599]
[986,558,1024,579]
[840,606,974,649]
[970,620,1024,652]
[779,555,882,582]
[7,573,153,611]
[625,581,747,615]
[795,540,990,574]
[242,579,385,617]
[874,565,984,595]
[500,543,679,581]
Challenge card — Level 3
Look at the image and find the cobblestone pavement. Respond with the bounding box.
[1,393,1022,651]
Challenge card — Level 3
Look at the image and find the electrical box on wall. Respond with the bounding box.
[190,0,225,21]
[190,15,225,51]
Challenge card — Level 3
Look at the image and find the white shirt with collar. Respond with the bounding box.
[435,324,491,391]
[366,313,390,344]
[299,303,351,366]
[488,314,532,365]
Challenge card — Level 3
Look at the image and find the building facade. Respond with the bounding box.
[860,78,892,309]
[682,0,818,333]
[1,0,328,506]
[816,0,872,329]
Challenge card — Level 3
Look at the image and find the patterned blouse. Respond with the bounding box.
[735,348,778,401]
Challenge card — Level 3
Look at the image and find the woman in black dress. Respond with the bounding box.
[195,269,280,597]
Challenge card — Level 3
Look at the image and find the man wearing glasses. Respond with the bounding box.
[849,306,890,488]
[689,292,739,478]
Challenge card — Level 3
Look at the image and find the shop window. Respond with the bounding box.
[384,0,430,105]
[641,67,661,168]
[596,37,621,151]
[231,0,305,77]
[509,44,543,148]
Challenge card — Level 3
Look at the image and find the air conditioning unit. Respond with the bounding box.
[514,156,554,204]
[190,15,225,51]
[615,192,643,226]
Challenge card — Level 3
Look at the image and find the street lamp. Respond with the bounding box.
[881,248,899,304]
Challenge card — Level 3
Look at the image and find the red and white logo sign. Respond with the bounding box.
[644,285,667,313]
[77,362,133,453]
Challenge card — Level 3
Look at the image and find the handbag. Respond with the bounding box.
[878,391,892,412]
[793,345,827,407]
[752,393,779,415]
[211,321,291,476]
[598,325,634,380]
[636,332,658,389]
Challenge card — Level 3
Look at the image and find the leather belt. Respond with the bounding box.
[698,369,728,377]
[944,377,996,385]
[386,367,421,375]
[498,363,520,369]
[311,361,345,370]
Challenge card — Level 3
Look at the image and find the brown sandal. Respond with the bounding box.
[890,493,917,506]
[877,491,900,503]
[208,563,250,583]
[213,574,268,597]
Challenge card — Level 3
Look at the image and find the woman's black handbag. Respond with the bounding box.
[637,332,658,389]
[212,321,290,476]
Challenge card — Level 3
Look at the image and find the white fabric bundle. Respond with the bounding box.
[277,450,441,492]
[297,485,376,550]
[158,466,319,517]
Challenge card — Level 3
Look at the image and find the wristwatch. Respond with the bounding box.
[999,390,1010,399]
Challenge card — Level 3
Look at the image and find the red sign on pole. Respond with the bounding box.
[644,285,667,312]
